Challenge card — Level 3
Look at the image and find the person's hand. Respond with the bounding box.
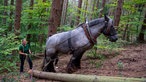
[25,54,28,56]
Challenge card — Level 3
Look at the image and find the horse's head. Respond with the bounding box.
[102,15,118,42]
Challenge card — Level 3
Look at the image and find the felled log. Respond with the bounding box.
[31,70,146,82]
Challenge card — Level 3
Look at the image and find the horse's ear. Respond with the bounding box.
[104,15,109,22]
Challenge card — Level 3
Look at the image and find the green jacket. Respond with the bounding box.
[19,44,30,54]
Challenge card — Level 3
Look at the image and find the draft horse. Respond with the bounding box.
[42,15,118,73]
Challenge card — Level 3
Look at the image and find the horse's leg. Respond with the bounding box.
[47,53,59,72]
[43,49,58,72]
[74,51,84,69]
[66,49,85,73]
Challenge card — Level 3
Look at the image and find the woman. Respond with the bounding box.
[19,38,33,73]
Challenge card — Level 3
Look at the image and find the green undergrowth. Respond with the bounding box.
[0,33,20,73]
[86,36,131,68]
[1,72,36,82]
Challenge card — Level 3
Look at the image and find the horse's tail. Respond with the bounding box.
[44,49,46,59]
[41,49,46,71]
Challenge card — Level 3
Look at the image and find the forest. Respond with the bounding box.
[0,0,146,81]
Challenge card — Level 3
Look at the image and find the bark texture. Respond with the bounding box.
[76,0,82,25]
[114,0,124,27]
[14,0,22,35]
[48,0,64,36]
[31,70,146,82]
[137,13,146,42]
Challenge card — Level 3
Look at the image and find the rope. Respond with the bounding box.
[42,57,58,71]
[42,57,51,71]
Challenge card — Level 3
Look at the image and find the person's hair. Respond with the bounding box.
[22,38,27,42]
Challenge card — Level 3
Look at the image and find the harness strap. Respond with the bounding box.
[102,21,111,36]
[68,31,74,54]
[43,57,58,71]
[82,23,97,45]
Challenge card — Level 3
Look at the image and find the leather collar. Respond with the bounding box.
[82,23,97,45]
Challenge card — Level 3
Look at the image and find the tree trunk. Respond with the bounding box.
[93,0,99,18]
[68,0,76,27]
[108,0,115,16]
[43,0,46,2]
[3,0,8,25]
[113,0,124,27]
[76,0,82,25]
[87,0,92,20]
[27,0,34,45]
[61,0,68,25]
[137,13,146,42]
[31,70,146,82]
[96,0,99,11]
[91,0,96,20]
[99,0,106,17]
[83,0,88,20]
[48,0,64,36]
[14,0,22,35]
[122,21,129,40]
[9,0,14,31]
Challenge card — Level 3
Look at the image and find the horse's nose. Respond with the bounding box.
[115,37,118,41]
[113,36,118,41]
[109,35,118,42]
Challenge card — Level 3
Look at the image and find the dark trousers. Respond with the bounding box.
[20,55,33,72]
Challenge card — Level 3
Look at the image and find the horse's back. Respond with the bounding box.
[46,26,92,54]
[46,31,70,50]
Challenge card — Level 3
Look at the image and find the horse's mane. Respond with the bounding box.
[88,18,104,27]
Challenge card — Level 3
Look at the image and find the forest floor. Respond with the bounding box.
[1,43,146,82]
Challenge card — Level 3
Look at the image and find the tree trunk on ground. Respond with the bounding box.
[31,70,146,82]
[76,0,82,25]
[27,0,34,45]
[3,0,8,25]
[48,0,64,36]
[113,0,124,27]
[137,13,146,42]
[99,0,106,18]
[61,0,68,25]
[9,0,14,31]
[14,0,22,35]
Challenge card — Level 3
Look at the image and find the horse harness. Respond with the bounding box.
[68,23,97,54]
[68,19,111,54]
[82,23,97,45]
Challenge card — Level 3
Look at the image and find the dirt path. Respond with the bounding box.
[2,43,146,81]
[33,43,146,80]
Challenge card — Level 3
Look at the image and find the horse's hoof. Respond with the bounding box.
[66,68,74,73]
[66,67,77,73]
[48,68,56,72]
[43,68,56,72]
[52,69,56,73]
[76,66,81,69]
